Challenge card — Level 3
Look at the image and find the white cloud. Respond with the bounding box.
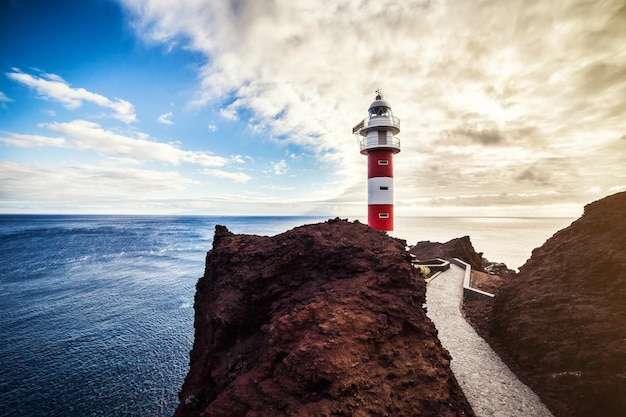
[6,69,137,123]
[0,160,195,201]
[157,111,174,125]
[202,169,252,183]
[219,107,238,121]
[207,123,217,132]
[271,159,287,175]
[0,133,66,148]
[263,184,295,191]
[609,185,626,193]
[37,120,230,167]
[0,91,11,109]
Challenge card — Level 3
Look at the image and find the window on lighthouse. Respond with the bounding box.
[378,160,389,165]
[379,213,390,219]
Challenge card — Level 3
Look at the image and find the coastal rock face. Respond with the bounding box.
[174,219,474,417]
[489,192,626,417]
[409,236,485,272]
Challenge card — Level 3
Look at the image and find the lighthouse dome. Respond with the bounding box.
[368,95,392,117]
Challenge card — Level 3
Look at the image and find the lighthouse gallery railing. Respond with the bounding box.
[352,115,401,134]
[359,136,401,153]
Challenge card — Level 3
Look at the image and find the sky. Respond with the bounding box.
[1,0,625,216]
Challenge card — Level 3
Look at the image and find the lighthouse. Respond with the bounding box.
[352,91,401,232]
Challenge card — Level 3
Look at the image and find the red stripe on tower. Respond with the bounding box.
[352,91,401,232]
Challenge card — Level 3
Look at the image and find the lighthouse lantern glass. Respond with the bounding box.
[369,105,391,118]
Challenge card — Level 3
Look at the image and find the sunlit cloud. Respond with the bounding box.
[231,155,245,163]
[271,159,287,175]
[157,111,173,125]
[201,169,252,183]
[39,120,230,167]
[0,161,194,201]
[6,68,137,123]
[0,133,67,148]
[219,107,238,121]
[0,91,12,109]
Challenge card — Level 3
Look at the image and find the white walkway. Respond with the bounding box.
[425,264,554,417]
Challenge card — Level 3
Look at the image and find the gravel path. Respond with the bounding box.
[425,263,554,417]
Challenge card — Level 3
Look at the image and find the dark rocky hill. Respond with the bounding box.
[489,192,626,417]
[174,218,474,417]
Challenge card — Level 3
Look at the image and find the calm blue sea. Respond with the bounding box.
[0,215,574,417]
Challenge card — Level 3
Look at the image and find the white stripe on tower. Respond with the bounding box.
[367,177,394,205]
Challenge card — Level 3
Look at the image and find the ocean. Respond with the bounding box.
[0,215,574,417]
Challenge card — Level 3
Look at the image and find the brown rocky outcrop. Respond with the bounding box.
[174,218,474,417]
[409,236,485,272]
[489,192,626,417]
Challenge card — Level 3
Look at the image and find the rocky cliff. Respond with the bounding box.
[489,192,626,417]
[174,219,474,417]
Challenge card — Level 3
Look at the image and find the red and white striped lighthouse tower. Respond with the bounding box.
[352,91,401,232]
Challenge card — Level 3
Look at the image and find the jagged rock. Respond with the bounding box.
[489,191,626,417]
[174,220,475,417]
[409,236,484,272]
[481,259,515,277]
